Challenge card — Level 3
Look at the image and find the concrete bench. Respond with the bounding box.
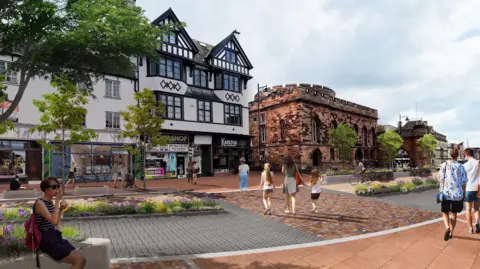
[1,238,110,269]
[2,189,38,199]
[73,186,109,196]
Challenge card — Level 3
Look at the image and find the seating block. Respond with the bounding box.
[73,186,109,196]
[2,189,37,199]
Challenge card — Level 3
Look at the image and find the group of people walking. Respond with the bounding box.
[438,148,479,240]
[239,156,324,215]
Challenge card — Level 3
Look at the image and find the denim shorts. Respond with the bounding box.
[465,191,479,203]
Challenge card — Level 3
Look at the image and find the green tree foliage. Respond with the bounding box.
[330,124,358,166]
[30,76,97,182]
[0,0,178,123]
[120,88,170,189]
[418,133,438,165]
[378,130,404,168]
[0,75,14,134]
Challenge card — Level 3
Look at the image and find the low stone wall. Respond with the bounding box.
[1,238,110,269]
[2,189,38,199]
[73,186,109,196]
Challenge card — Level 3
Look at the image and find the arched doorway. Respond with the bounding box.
[355,148,363,162]
[312,148,322,167]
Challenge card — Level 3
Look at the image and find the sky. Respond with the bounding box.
[136,0,480,147]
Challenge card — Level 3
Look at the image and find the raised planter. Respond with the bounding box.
[73,186,109,196]
[0,238,110,269]
[2,190,38,199]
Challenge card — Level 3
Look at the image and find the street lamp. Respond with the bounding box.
[257,84,268,168]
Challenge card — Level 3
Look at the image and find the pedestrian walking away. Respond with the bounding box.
[463,148,480,233]
[193,161,199,185]
[238,158,249,192]
[32,178,86,268]
[437,148,468,241]
[259,162,275,215]
[307,168,323,213]
[282,156,301,215]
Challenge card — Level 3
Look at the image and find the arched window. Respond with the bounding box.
[279,120,286,140]
[312,116,321,143]
[330,148,335,160]
[353,124,359,135]
[362,126,368,146]
[371,128,376,146]
[331,120,338,129]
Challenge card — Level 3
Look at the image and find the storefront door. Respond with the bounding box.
[177,154,186,178]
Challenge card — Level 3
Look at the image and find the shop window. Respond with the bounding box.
[198,100,212,122]
[105,111,120,129]
[105,79,120,98]
[224,104,242,125]
[159,94,182,120]
[193,69,207,88]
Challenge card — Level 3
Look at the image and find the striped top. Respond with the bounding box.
[33,199,57,231]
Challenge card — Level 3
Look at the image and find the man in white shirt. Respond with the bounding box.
[463,148,479,233]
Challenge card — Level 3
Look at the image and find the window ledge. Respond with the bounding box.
[104,96,122,100]
[1,80,18,86]
[105,127,121,130]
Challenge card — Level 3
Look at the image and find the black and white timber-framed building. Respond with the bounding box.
[138,8,254,178]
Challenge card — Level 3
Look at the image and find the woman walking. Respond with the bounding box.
[34,177,86,268]
[238,158,250,193]
[438,148,468,241]
[259,163,275,215]
[282,156,300,215]
[307,168,323,213]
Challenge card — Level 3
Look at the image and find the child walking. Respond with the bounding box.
[308,168,323,213]
[259,163,275,215]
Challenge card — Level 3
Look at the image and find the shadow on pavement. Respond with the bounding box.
[279,213,366,224]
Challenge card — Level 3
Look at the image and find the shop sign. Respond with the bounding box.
[150,146,169,152]
[215,168,231,174]
[145,168,176,179]
[168,144,189,152]
[220,138,238,147]
[162,134,189,144]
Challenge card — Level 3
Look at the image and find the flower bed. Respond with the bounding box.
[355,177,439,196]
[0,224,86,257]
[0,197,221,221]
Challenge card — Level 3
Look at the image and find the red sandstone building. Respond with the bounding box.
[249,83,378,170]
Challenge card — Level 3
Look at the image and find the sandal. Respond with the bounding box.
[444,229,451,241]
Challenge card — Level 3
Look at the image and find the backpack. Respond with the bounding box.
[24,199,41,268]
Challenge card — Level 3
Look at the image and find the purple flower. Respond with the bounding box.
[4,224,14,235]
[18,209,27,217]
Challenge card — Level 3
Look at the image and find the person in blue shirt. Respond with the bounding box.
[438,148,468,241]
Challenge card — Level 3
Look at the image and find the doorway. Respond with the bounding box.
[312,148,322,167]
[177,154,186,178]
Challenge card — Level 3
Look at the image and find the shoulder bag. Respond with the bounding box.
[436,162,448,204]
[294,164,303,186]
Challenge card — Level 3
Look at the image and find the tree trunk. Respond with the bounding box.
[61,131,66,187]
[142,144,146,190]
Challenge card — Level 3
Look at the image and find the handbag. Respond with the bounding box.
[436,162,448,204]
[295,164,303,186]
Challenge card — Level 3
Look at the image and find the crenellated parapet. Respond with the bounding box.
[249,83,378,119]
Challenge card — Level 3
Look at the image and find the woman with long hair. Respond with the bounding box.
[34,177,86,268]
[282,156,299,214]
[259,163,275,215]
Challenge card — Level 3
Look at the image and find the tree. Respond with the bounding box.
[120,88,170,189]
[330,124,357,167]
[30,76,97,183]
[0,75,15,134]
[378,130,403,168]
[418,133,438,166]
[0,0,179,123]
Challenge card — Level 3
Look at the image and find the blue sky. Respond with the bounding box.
[137,0,480,147]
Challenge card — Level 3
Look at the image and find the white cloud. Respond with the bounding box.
[136,0,480,146]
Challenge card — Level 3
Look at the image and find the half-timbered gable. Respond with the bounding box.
[151,8,199,60]
[206,31,253,77]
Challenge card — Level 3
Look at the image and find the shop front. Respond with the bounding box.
[44,143,131,182]
[213,136,250,175]
[144,134,190,180]
[0,140,42,182]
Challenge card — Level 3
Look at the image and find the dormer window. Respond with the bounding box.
[162,31,177,45]
[225,50,237,63]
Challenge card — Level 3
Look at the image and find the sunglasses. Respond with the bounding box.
[48,184,60,190]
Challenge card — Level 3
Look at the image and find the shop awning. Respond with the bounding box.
[194,135,212,145]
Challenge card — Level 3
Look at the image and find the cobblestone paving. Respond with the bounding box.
[212,187,441,240]
[63,201,321,258]
[371,189,443,212]
[111,261,191,269]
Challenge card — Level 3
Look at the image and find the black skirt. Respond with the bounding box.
[311,193,321,200]
[40,228,75,261]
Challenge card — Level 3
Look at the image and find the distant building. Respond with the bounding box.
[449,143,466,160]
[249,83,378,170]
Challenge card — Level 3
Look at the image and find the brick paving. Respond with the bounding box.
[192,221,480,268]
[213,188,440,240]
[111,260,191,269]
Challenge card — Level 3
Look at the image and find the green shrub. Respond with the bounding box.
[172,206,186,213]
[154,203,170,214]
[354,184,369,195]
[424,178,438,186]
[411,178,423,186]
[400,182,416,192]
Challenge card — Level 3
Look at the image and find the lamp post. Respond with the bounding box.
[257,84,268,169]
